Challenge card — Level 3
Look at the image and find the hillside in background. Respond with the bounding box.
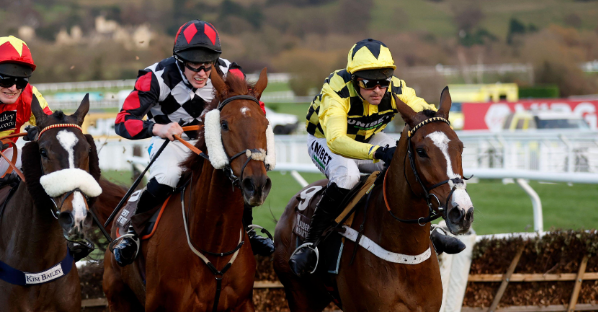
[1,0,598,99]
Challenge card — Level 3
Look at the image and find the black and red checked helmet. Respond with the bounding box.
[173,20,222,63]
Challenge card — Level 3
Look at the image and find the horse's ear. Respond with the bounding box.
[71,93,90,126]
[436,86,451,120]
[252,67,268,100]
[394,94,417,127]
[31,94,47,126]
[210,67,227,100]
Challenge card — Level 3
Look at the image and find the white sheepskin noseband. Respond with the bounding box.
[265,124,276,170]
[204,109,276,170]
[205,109,229,169]
[39,168,102,197]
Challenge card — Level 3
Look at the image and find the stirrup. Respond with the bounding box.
[247,224,273,240]
[290,242,320,274]
[108,233,140,258]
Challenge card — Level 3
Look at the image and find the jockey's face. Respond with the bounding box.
[358,79,387,105]
[0,83,22,104]
[184,61,212,89]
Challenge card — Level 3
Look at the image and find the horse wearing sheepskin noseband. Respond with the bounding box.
[21,135,102,209]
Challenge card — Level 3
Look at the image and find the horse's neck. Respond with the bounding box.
[370,144,431,255]
[0,183,66,268]
[187,161,245,253]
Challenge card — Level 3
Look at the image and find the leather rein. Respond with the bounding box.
[383,117,470,225]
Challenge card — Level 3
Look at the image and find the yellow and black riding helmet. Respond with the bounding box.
[347,38,396,91]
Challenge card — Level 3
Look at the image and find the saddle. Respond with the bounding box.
[292,172,380,274]
[115,188,169,240]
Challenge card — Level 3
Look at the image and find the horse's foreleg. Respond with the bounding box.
[103,253,144,312]
[233,299,255,312]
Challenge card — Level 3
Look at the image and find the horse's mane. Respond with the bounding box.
[421,109,436,119]
[180,73,256,172]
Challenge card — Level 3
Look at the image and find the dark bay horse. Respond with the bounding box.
[103,68,273,311]
[0,95,102,311]
[273,88,474,311]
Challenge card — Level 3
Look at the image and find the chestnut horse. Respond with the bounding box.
[273,88,474,311]
[0,95,102,311]
[103,69,273,311]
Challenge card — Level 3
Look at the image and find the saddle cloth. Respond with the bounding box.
[293,171,380,274]
[115,188,169,240]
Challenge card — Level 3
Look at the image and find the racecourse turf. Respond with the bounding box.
[102,170,598,236]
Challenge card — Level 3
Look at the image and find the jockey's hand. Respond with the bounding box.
[374,145,396,165]
[23,125,39,142]
[152,122,184,141]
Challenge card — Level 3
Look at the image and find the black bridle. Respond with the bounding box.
[215,95,271,188]
[386,116,470,225]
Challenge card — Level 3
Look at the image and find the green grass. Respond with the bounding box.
[101,171,598,236]
[371,0,598,40]
[265,102,311,119]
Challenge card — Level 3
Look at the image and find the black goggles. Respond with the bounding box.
[0,74,29,89]
[357,78,391,90]
[184,62,213,73]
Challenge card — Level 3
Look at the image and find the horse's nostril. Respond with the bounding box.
[448,207,464,223]
[58,211,74,227]
[466,207,474,222]
[242,178,255,193]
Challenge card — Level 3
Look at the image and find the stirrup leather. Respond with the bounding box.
[108,233,140,258]
[290,242,320,274]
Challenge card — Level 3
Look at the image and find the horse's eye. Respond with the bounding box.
[40,148,48,158]
[416,148,427,158]
[221,121,229,131]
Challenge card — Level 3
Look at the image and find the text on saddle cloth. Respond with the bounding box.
[115,190,170,240]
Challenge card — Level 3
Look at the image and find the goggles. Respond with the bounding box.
[357,78,391,90]
[184,62,213,73]
[0,74,28,90]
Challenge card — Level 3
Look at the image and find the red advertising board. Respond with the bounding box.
[462,100,598,131]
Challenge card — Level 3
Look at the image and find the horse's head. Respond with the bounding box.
[202,68,273,206]
[27,94,101,240]
[395,87,474,234]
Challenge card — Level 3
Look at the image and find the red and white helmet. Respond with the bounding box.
[173,20,222,63]
[0,36,36,77]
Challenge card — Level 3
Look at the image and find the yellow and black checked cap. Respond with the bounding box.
[347,38,396,75]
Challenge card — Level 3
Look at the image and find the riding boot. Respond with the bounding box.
[289,183,350,277]
[243,203,275,256]
[67,239,94,262]
[430,226,466,255]
[113,179,173,267]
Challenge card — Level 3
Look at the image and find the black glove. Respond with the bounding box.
[23,125,39,142]
[374,145,396,165]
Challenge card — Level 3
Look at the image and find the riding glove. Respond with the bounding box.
[374,145,396,165]
[23,125,39,142]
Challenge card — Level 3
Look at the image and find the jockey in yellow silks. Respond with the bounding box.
[289,39,465,277]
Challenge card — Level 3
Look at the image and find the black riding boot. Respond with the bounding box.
[243,203,275,256]
[430,226,466,255]
[113,179,173,267]
[289,183,350,277]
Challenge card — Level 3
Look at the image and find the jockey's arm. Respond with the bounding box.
[28,86,52,125]
[321,96,379,160]
[115,70,161,140]
[395,79,437,112]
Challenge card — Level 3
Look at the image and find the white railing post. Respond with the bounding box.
[515,178,543,233]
